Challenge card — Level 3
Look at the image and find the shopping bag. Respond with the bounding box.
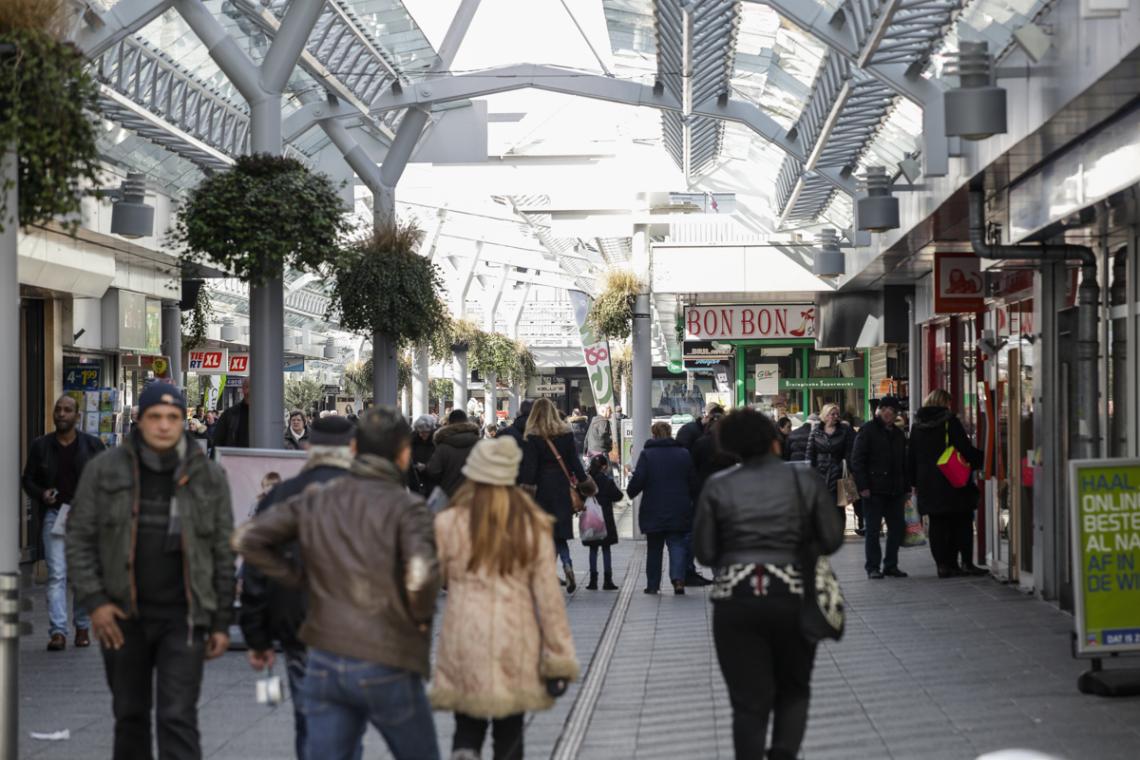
[578,497,608,543]
[426,486,449,514]
[937,422,972,488]
[903,498,927,547]
[836,461,859,507]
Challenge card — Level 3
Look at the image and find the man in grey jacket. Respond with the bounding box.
[68,383,234,760]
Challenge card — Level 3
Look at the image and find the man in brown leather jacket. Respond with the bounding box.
[238,406,441,760]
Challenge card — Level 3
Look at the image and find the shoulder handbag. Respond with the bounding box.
[936,420,972,488]
[790,469,846,643]
[545,438,588,514]
[836,459,859,507]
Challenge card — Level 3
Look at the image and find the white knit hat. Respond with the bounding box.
[462,437,522,486]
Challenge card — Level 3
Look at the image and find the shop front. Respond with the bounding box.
[683,302,871,422]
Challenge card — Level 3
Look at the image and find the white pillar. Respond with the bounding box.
[412,345,429,417]
[453,348,469,412]
[1,148,20,758]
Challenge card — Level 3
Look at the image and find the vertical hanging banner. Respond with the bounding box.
[568,290,614,408]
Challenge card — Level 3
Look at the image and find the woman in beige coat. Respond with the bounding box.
[431,436,580,760]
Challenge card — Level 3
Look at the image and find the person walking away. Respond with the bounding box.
[784,414,817,462]
[238,407,442,760]
[776,417,792,460]
[410,415,438,496]
[584,405,613,458]
[67,383,234,760]
[426,409,481,498]
[213,377,251,448]
[908,389,986,577]
[627,421,697,595]
[687,412,738,586]
[432,438,580,760]
[676,402,724,450]
[694,408,843,760]
[519,398,592,593]
[806,403,857,528]
[568,408,588,457]
[22,394,106,650]
[851,396,909,579]
[239,416,357,760]
[497,399,533,449]
[583,454,623,591]
[283,410,310,450]
[484,423,499,439]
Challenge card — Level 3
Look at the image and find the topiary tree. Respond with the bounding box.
[170,154,350,285]
[587,270,642,341]
[0,0,102,234]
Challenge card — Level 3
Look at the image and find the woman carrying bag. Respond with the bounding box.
[806,403,857,526]
[907,388,986,578]
[694,408,844,760]
[432,437,580,760]
[519,398,594,593]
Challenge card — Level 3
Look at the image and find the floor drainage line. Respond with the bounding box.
[550,541,644,760]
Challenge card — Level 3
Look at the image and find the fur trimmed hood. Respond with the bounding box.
[433,421,481,449]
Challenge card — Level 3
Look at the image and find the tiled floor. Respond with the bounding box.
[17,504,1140,759]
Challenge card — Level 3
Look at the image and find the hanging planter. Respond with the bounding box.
[469,331,519,383]
[0,0,102,233]
[509,340,537,387]
[611,342,632,393]
[329,220,448,346]
[181,283,214,351]
[171,154,350,285]
[587,270,642,341]
[448,318,481,353]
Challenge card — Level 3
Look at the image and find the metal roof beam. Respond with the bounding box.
[74,0,172,57]
[855,0,904,68]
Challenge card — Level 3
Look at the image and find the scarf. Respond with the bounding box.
[350,453,407,486]
[133,431,191,551]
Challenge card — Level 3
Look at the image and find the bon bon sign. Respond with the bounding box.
[684,304,816,340]
[1069,459,1140,655]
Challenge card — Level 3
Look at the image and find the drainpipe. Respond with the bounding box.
[968,178,1100,459]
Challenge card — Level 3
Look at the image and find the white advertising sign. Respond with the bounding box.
[227,353,250,376]
[684,304,816,340]
[755,364,780,396]
[568,290,615,408]
[188,349,228,374]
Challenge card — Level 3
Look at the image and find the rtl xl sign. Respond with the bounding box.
[684,304,817,341]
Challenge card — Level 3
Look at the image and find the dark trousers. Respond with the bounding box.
[853,498,864,529]
[928,512,973,569]
[712,596,816,760]
[554,538,572,567]
[453,712,524,760]
[588,544,612,575]
[957,510,977,566]
[101,616,206,760]
[645,531,687,590]
[863,494,906,572]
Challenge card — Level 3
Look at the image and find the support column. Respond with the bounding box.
[906,294,921,428]
[453,347,469,413]
[1,148,20,760]
[630,224,651,539]
[412,345,429,416]
[160,302,183,387]
[485,372,497,423]
[372,332,399,408]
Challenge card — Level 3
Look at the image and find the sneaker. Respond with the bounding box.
[74,628,91,648]
[883,568,909,578]
[47,634,66,652]
[684,572,712,587]
[867,570,884,580]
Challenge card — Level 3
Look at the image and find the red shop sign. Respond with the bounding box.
[934,252,984,314]
[228,353,250,376]
[187,349,227,374]
[684,304,816,340]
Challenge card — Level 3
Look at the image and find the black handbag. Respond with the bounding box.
[790,468,846,643]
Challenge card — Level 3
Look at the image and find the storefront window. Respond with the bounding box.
[652,376,718,417]
[742,346,804,416]
[808,349,863,379]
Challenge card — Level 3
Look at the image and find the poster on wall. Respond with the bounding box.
[934,252,985,313]
[215,448,308,542]
[568,290,615,409]
[754,364,780,396]
[1069,459,1140,656]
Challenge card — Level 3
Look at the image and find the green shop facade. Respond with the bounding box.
[683,303,872,424]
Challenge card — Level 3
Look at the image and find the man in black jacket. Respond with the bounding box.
[22,394,106,650]
[212,378,250,448]
[497,399,533,449]
[851,396,909,579]
[676,402,724,450]
[240,416,356,760]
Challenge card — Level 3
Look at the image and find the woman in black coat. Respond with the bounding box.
[806,403,856,525]
[583,454,622,591]
[907,388,985,578]
[627,421,697,595]
[519,398,590,593]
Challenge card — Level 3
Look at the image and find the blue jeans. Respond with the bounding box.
[588,545,612,575]
[863,494,906,572]
[554,538,572,567]
[43,509,89,636]
[303,648,439,760]
[645,532,687,590]
[286,648,363,760]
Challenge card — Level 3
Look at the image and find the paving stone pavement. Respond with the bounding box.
[16,507,1140,759]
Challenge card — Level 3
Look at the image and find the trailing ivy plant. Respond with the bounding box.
[181,283,213,351]
[0,0,102,233]
[469,331,519,381]
[329,220,448,347]
[171,154,350,285]
[587,270,642,341]
[430,378,454,406]
[611,342,632,394]
[449,318,481,352]
[509,340,537,387]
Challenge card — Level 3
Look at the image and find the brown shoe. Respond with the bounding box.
[75,628,91,648]
[47,634,66,652]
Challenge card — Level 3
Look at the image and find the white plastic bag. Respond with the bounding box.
[578,497,607,543]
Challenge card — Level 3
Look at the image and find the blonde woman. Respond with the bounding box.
[806,403,856,525]
[519,398,592,592]
[432,438,579,760]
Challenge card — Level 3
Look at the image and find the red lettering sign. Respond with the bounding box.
[934,252,985,313]
[683,305,816,341]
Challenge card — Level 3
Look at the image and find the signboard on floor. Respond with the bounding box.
[684,304,816,340]
[1069,459,1140,656]
[934,252,985,313]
